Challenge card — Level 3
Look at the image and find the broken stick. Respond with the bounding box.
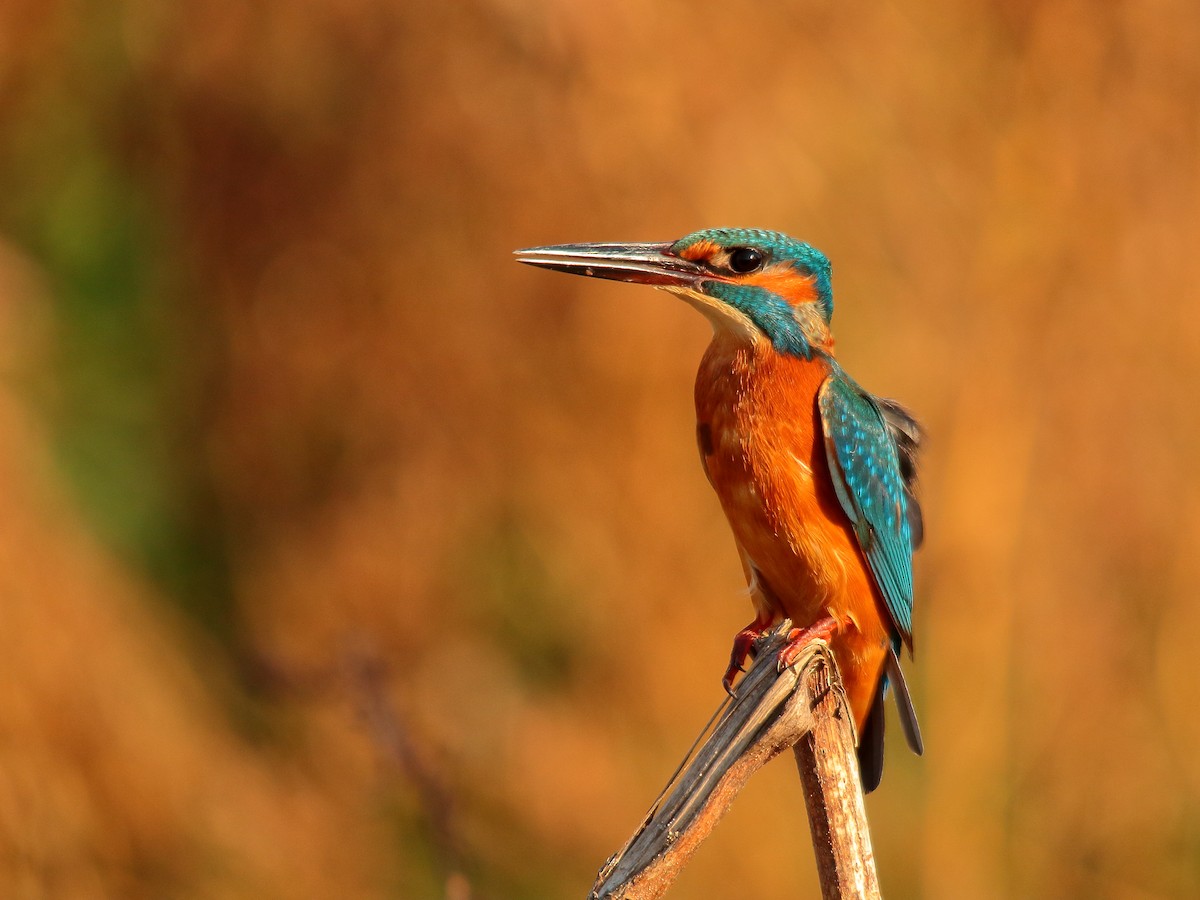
[589,623,880,900]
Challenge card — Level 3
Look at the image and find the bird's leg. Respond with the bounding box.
[777,616,841,673]
[722,616,774,695]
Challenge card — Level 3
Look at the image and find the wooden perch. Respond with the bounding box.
[589,623,880,900]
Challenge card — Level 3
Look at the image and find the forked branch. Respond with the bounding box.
[589,623,880,900]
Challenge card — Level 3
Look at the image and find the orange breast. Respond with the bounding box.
[694,334,889,727]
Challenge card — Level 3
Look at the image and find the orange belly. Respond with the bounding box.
[695,334,889,729]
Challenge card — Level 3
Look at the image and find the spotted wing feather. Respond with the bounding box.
[817,373,915,648]
[875,397,924,550]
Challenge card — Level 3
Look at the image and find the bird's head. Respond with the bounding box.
[515,228,834,359]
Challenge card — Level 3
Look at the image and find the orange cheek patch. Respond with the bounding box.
[678,239,721,262]
[741,265,819,307]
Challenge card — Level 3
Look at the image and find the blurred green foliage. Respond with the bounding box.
[1,60,240,643]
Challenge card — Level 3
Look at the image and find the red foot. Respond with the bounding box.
[778,616,841,672]
[722,618,772,695]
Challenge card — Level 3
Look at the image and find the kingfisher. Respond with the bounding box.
[514,228,923,790]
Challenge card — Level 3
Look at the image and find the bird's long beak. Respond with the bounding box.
[513,242,705,288]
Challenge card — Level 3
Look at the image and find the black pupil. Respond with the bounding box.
[729,247,763,273]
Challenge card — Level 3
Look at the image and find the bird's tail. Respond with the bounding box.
[857,645,923,793]
[857,683,887,793]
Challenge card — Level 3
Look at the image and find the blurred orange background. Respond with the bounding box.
[2,1,1199,897]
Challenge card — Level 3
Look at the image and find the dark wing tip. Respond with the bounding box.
[886,645,924,756]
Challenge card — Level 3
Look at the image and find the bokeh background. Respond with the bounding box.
[1,1,1199,897]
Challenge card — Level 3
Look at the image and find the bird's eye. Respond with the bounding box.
[728,247,764,273]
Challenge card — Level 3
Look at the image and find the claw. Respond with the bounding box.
[721,665,742,697]
[722,619,772,693]
[777,616,840,672]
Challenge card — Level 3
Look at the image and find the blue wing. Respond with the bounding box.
[818,371,916,648]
